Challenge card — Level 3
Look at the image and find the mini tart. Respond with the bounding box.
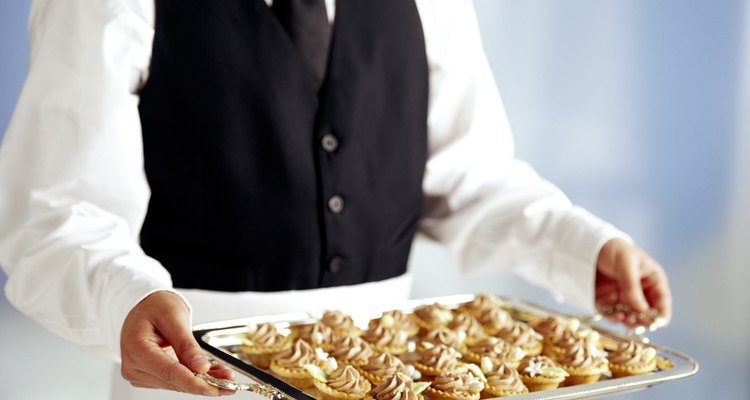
[475,308,514,336]
[369,310,419,337]
[422,372,483,400]
[294,321,336,352]
[529,316,577,358]
[363,326,410,355]
[270,339,318,388]
[463,337,525,368]
[457,294,504,318]
[364,372,424,400]
[418,327,464,353]
[495,322,543,357]
[556,337,609,386]
[411,304,454,334]
[481,363,528,398]
[330,336,375,367]
[313,365,372,400]
[607,340,657,378]
[549,329,603,361]
[412,344,467,378]
[240,322,293,369]
[447,313,487,346]
[517,355,568,392]
[357,352,407,385]
[322,310,363,338]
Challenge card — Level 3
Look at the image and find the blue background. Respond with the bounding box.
[1,0,748,399]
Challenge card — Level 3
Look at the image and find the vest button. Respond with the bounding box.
[328,195,344,214]
[321,134,339,152]
[328,256,345,273]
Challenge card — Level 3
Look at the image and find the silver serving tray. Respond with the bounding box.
[193,294,698,399]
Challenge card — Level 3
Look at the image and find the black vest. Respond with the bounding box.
[138,0,428,291]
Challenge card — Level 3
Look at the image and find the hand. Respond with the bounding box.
[120,291,236,396]
[595,238,672,327]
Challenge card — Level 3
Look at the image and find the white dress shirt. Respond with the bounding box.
[0,0,627,373]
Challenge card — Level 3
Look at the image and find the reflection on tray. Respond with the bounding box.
[194,294,697,400]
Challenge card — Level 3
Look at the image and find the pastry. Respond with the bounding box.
[418,327,465,353]
[369,310,419,337]
[517,355,568,392]
[365,372,429,400]
[411,304,454,334]
[422,372,484,400]
[239,322,292,368]
[270,339,318,388]
[357,352,409,386]
[447,313,486,346]
[481,362,528,398]
[322,310,363,338]
[475,308,514,336]
[457,294,504,318]
[362,325,410,355]
[462,337,525,368]
[295,321,336,352]
[494,321,543,357]
[311,364,373,400]
[412,344,467,378]
[329,336,375,367]
[607,340,657,377]
[556,336,609,385]
[529,316,579,359]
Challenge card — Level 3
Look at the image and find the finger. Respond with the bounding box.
[614,251,649,312]
[642,265,673,324]
[595,290,619,311]
[156,312,211,374]
[124,367,182,392]
[208,364,236,381]
[135,340,221,396]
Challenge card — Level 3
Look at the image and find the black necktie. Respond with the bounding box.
[273,0,332,88]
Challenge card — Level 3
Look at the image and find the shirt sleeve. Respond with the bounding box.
[415,0,631,311]
[0,0,180,361]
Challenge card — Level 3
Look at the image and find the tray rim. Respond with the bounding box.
[193,294,699,400]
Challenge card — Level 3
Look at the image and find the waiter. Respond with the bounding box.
[0,0,671,398]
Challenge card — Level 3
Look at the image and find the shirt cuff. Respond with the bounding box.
[547,206,633,312]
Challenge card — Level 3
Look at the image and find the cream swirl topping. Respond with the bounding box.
[448,313,485,340]
[371,372,418,400]
[330,336,373,363]
[431,373,484,394]
[275,339,316,369]
[369,310,415,331]
[364,326,409,348]
[247,323,287,347]
[297,322,334,347]
[559,338,608,370]
[518,356,567,378]
[361,353,406,378]
[485,363,526,392]
[322,310,357,332]
[418,344,462,370]
[422,327,462,349]
[607,340,657,366]
[462,294,503,314]
[530,317,576,342]
[496,322,542,348]
[468,337,525,363]
[326,365,368,394]
[476,308,513,330]
[414,304,453,326]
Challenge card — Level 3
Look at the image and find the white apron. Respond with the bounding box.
[110,273,413,400]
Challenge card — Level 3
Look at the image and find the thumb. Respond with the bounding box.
[156,298,211,374]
